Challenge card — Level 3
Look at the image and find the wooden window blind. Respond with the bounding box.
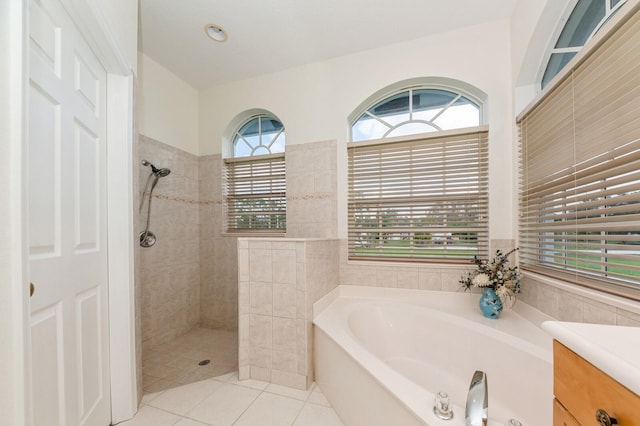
[224,153,286,233]
[348,127,489,263]
[518,4,640,299]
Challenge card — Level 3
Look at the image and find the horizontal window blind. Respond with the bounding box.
[348,127,489,263]
[519,5,640,299]
[224,153,286,233]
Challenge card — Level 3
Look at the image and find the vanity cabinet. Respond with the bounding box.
[553,398,580,426]
[553,340,640,425]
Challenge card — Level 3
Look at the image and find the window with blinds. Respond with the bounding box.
[348,127,489,262]
[518,3,640,299]
[224,153,286,233]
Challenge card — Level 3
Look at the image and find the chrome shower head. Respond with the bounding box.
[141,159,171,177]
[155,168,171,177]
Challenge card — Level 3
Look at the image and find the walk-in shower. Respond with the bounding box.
[139,159,171,247]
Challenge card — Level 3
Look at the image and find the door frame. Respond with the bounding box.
[1,0,138,424]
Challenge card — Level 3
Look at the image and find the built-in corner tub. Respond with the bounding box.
[313,286,553,425]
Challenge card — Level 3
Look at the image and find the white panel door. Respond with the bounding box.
[28,0,110,425]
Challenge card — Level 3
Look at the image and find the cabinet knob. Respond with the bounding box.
[30,282,35,298]
[596,409,618,426]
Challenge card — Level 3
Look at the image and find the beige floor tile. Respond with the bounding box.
[143,350,175,365]
[144,378,180,394]
[119,405,181,426]
[167,355,204,371]
[142,328,238,393]
[211,371,236,382]
[264,382,314,401]
[174,418,211,426]
[227,375,270,391]
[133,371,344,426]
[147,379,224,416]
[173,347,214,362]
[140,391,163,406]
[142,374,163,388]
[293,403,345,426]
[174,364,235,386]
[143,362,184,380]
[233,392,304,426]
[306,386,331,407]
[186,382,260,426]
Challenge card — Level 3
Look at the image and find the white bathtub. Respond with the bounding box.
[313,286,553,426]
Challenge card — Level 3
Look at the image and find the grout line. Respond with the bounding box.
[228,382,262,426]
[290,398,308,426]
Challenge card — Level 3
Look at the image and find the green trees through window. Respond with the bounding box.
[225,114,286,233]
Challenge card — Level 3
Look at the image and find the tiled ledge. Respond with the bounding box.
[521,272,640,326]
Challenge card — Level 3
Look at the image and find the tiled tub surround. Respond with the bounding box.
[519,273,640,327]
[338,239,517,292]
[138,135,201,351]
[338,238,640,328]
[238,238,340,389]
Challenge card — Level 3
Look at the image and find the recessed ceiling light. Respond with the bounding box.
[205,24,228,42]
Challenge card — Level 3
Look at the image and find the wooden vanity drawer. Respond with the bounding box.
[554,340,640,425]
[554,398,580,426]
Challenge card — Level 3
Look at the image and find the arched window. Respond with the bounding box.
[225,114,286,233]
[348,81,488,263]
[521,2,640,300]
[541,0,626,89]
[351,87,481,142]
[232,115,285,157]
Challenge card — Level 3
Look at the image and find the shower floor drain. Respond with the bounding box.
[198,359,211,366]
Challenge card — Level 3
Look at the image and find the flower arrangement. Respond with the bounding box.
[459,248,522,307]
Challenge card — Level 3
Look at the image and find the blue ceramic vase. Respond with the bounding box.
[479,287,503,319]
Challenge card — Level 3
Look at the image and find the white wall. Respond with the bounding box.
[138,53,200,155]
[199,19,515,240]
[510,0,572,113]
[88,0,138,74]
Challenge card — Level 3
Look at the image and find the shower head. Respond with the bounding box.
[154,167,171,177]
[141,159,171,177]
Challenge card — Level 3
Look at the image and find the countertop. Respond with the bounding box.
[542,321,640,396]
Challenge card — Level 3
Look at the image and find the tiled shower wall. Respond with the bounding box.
[238,238,340,389]
[137,135,201,350]
[137,137,342,343]
[133,133,142,402]
[199,154,239,330]
[197,138,340,331]
[286,140,338,238]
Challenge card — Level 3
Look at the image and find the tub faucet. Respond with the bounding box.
[465,370,488,426]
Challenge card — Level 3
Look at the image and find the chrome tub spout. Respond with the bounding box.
[465,370,488,426]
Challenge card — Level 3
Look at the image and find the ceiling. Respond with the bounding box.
[139,0,518,90]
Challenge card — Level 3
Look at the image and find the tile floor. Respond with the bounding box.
[143,328,238,394]
[119,371,344,426]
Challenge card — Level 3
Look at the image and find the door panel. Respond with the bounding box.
[30,303,65,426]
[74,122,99,252]
[28,0,110,424]
[28,83,61,258]
[76,288,103,422]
